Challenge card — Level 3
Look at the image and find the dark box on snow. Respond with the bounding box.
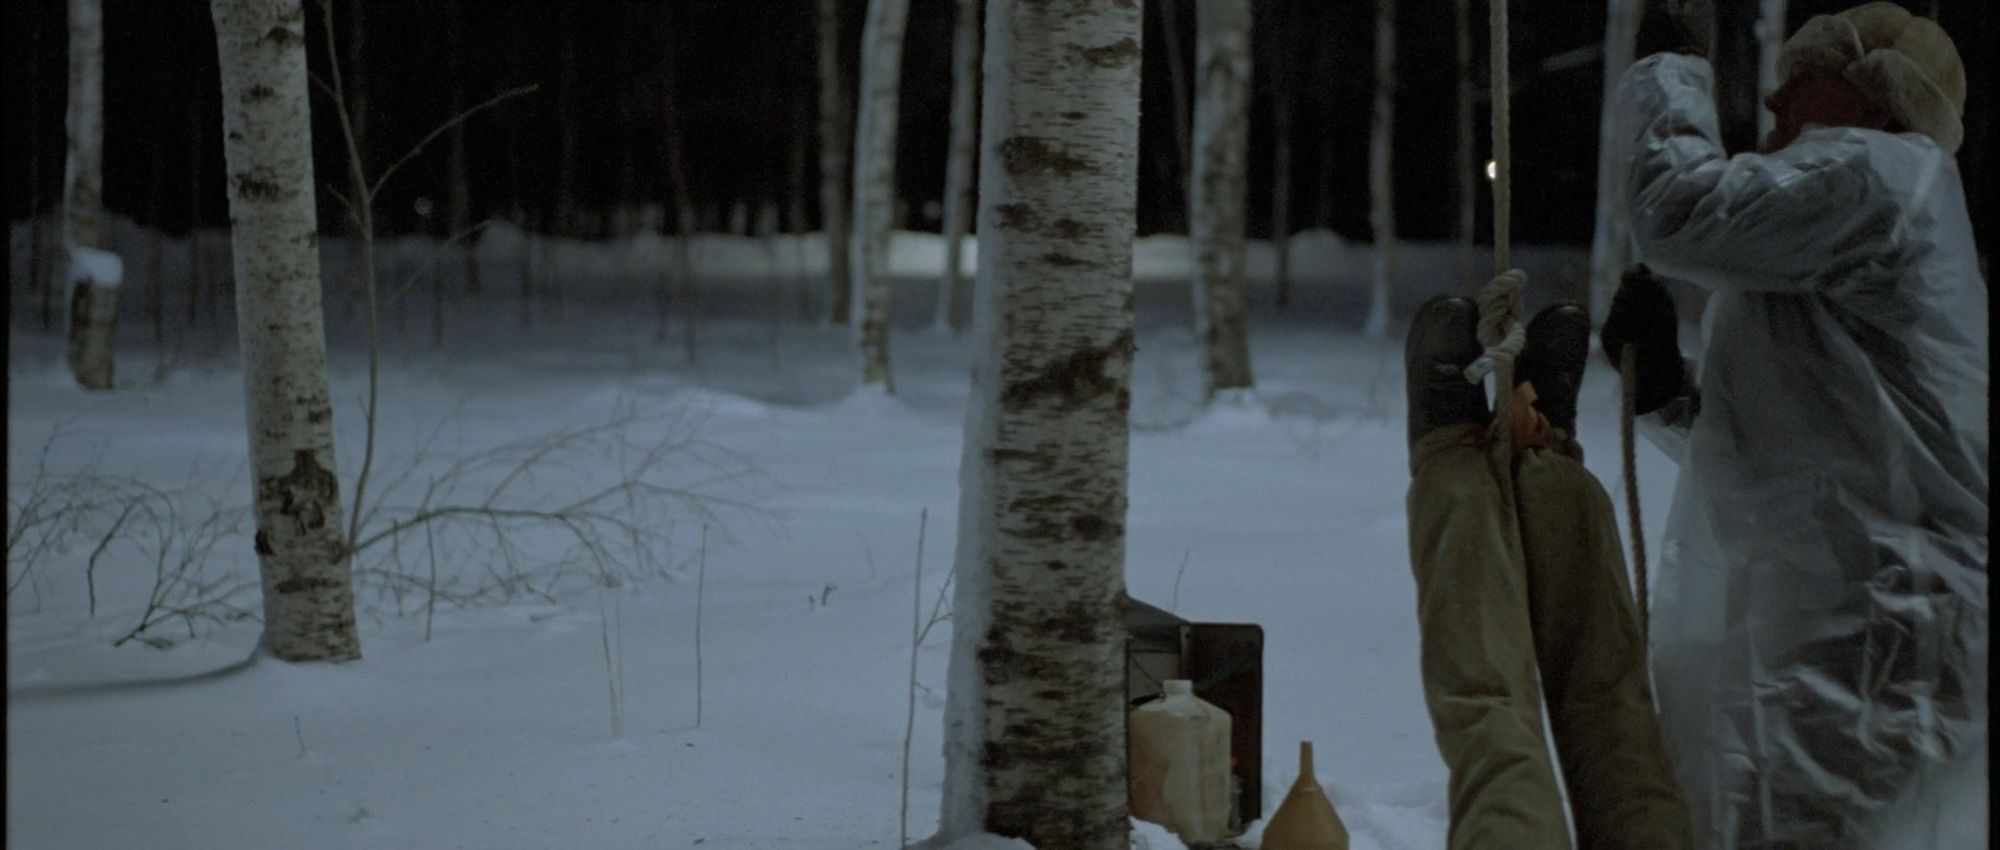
[1124,595,1264,829]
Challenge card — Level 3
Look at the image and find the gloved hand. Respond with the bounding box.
[1600,264,1687,415]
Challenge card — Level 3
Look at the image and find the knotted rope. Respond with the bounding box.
[1466,0,1526,477]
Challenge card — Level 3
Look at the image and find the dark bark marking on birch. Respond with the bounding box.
[1048,218,1095,240]
[995,202,1037,231]
[1078,37,1139,68]
[237,175,285,201]
[1037,252,1090,268]
[256,449,339,534]
[998,330,1135,410]
[275,576,343,594]
[244,84,277,102]
[998,137,1090,178]
[262,26,300,47]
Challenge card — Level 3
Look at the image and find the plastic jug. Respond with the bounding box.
[1128,679,1233,842]
[1260,741,1349,850]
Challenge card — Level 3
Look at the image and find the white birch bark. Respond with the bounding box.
[934,0,983,333]
[933,0,1141,845]
[850,0,909,392]
[1361,0,1396,338]
[1190,0,1253,392]
[211,0,361,663]
[1589,0,1644,322]
[64,0,116,390]
[819,0,854,326]
[1756,0,1787,139]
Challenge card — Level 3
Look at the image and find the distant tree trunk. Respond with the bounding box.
[28,10,54,332]
[1456,0,1478,291]
[1712,0,1760,153]
[343,0,367,314]
[791,93,818,319]
[1755,0,1787,140]
[1191,0,1253,393]
[1155,0,1194,232]
[1269,2,1296,311]
[210,0,361,663]
[818,0,855,326]
[934,0,983,333]
[1361,0,1396,339]
[1589,0,1643,322]
[933,0,1140,846]
[446,0,478,299]
[547,5,577,320]
[65,0,116,391]
[146,115,168,350]
[849,0,909,394]
[656,12,699,360]
[186,108,206,331]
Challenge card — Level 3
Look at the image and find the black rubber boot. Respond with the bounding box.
[1405,296,1490,447]
[1516,302,1591,436]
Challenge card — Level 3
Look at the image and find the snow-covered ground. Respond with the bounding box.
[8,229,1679,849]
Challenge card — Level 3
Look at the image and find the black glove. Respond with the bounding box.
[1601,264,1687,415]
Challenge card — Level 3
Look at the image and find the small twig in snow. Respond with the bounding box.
[899,509,928,850]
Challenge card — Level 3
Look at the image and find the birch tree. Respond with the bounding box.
[1361,0,1396,339]
[818,0,854,326]
[1756,0,1787,139]
[1191,0,1253,394]
[933,0,983,332]
[65,0,116,391]
[850,0,909,392]
[932,0,1141,845]
[1589,0,1644,322]
[211,0,361,662]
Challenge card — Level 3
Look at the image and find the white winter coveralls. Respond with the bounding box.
[1614,53,1988,849]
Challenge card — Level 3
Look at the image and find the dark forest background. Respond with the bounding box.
[3,0,1995,259]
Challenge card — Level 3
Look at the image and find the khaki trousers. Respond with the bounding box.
[1407,424,1692,850]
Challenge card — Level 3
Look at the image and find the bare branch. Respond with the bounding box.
[369,84,540,199]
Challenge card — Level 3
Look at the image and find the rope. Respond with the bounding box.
[1620,348,1649,640]
[1469,0,1523,475]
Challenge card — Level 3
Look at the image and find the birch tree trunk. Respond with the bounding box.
[1755,0,1787,140]
[849,0,909,393]
[1456,0,1478,291]
[65,0,117,391]
[1589,0,1644,322]
[818,0,855,325]
[1361,0,1396,339]
[933,1,1140,845]
[1191,0,1253,394]
[934,0,983,333]
[210,0,362,663]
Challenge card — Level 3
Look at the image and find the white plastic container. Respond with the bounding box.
[1128,678,1233,841]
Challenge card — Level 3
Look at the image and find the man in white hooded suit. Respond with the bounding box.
[1602,3,1988,847]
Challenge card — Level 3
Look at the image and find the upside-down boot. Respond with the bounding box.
[1405,296,1491,449]
[1515,302,1592,438]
